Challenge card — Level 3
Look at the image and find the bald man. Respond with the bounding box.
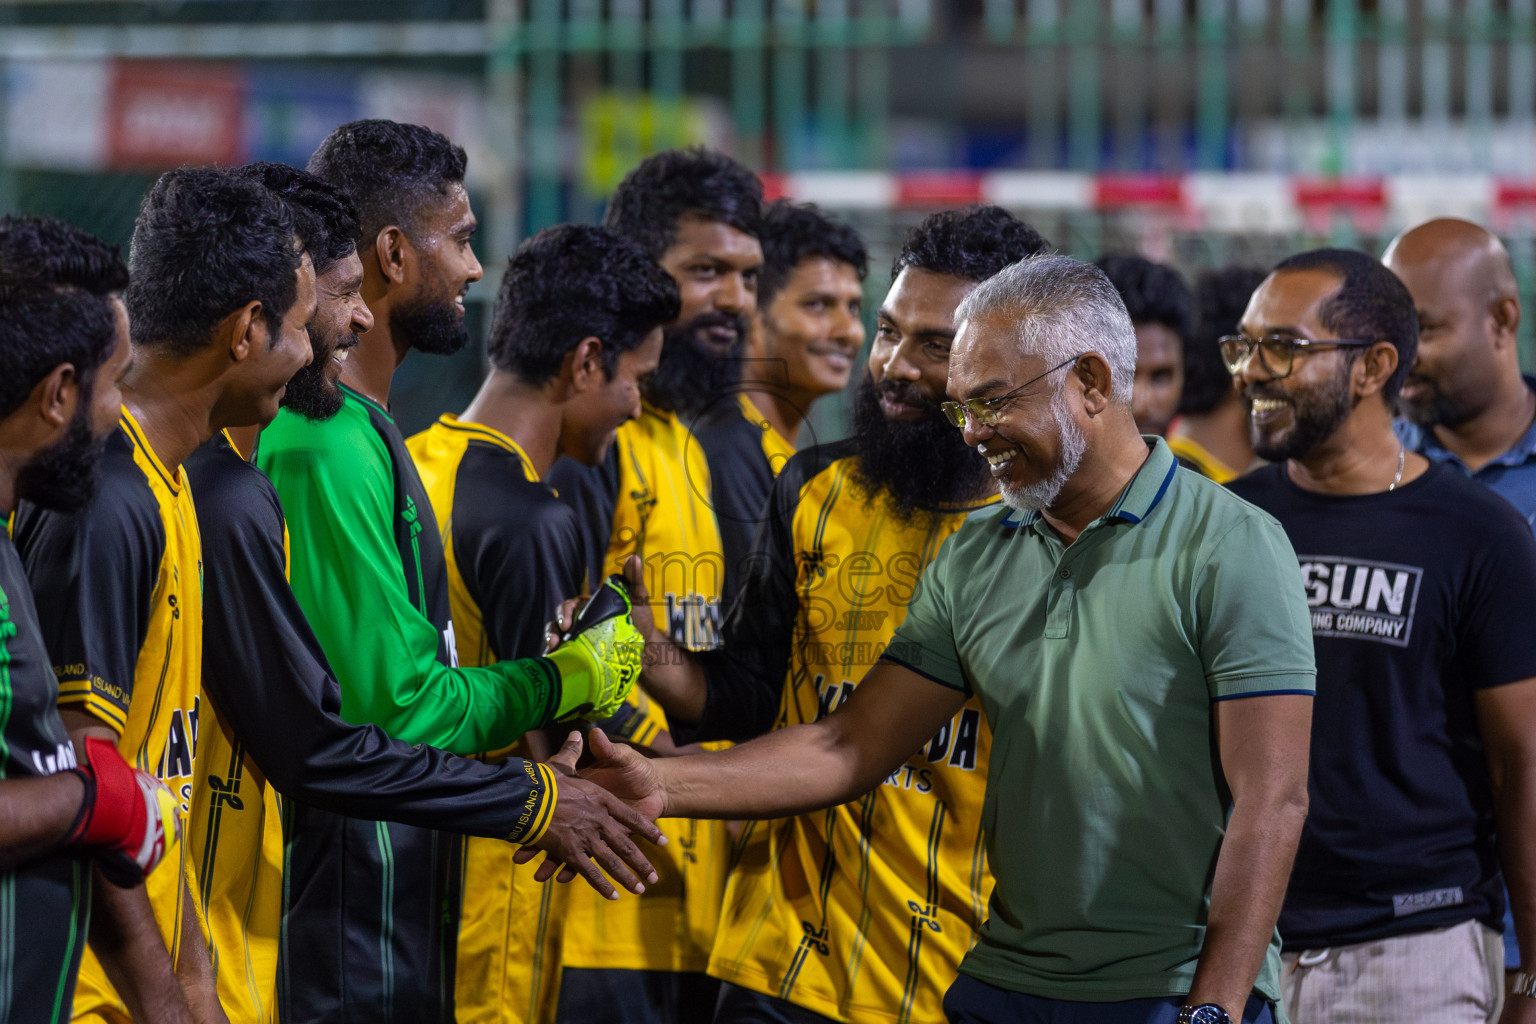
[1384,218,1536,530]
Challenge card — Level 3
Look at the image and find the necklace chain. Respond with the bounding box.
[1388,443,1405,492]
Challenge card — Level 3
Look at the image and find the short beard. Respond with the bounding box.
[644,312,748,417]
[848,375,991,524]
[17,404,106,513]
[281,326,354,422]
[391,296,468,356]
[999,388,1087,513]
[1249,373,1356,462]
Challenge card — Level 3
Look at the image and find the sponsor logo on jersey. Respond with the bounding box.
[30,742,78,776]
[156,693,201,781]
[1298,555,1423,648]
[814,675,980,791]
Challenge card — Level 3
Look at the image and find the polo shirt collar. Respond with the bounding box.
[1000,436,1177,530]
[1402,374,1536,470]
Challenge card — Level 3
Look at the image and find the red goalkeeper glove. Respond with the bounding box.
[66,735,180,888]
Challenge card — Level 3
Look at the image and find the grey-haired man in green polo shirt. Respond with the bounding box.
[575,254,1317,1024]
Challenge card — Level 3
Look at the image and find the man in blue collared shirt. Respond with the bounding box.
[1384,218,1536,531]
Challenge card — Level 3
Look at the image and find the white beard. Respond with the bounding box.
[999,391,1087,513]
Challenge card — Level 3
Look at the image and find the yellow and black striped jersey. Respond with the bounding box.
[547,404,731,976]
[13,409,204,1024]
[698,439,997,1024]
[409,414,584,1023]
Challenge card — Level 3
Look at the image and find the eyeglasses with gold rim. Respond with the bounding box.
[940,353,1085,429]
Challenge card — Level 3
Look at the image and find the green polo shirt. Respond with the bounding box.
[884,437,1314,1005]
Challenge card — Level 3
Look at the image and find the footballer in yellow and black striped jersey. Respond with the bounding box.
[13,410,205,1024]
[699,439,996,1024]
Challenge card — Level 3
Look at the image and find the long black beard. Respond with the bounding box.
[391,296,468,356]
[1248,374,1357,463]
[281,325,356,422]
[644,312,747,416]
[848,375,991,523]
[17,406,107,513]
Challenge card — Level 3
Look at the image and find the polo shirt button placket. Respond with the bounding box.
[1046,563,1076,638]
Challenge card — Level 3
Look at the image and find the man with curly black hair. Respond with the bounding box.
[545,145,763,1024]
[0,216,179,1024]
[260,125,655,1024]
[14,168,317,1024]
[408,223,679,1024]
[692,200,868,601]
[1095,254,1194,438]
[630,206,1052,1024]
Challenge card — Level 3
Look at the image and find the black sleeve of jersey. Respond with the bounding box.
[453,443,586,661]
[685,441,852,743]
[545,449,620,592]
[12,433,160,729]
[694,403,776,609]
[186,439,549,840]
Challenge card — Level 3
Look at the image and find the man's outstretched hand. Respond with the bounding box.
[579,727,668,818]
[514,731,666,900]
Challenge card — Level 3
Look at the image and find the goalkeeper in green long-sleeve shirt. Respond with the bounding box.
[255,120,654,1024]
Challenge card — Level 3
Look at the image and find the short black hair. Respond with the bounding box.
[0,216,128,419]
[757,200,868,310]
[1272,248,1419,403]
[307,119,467,247]
[1183,266,1267,414]
[603,147,764,260]
[893,205,1050,283]
[1094,254,1194,343]
[234,162,360,276]
[126,166,302,357]
[487,223,680,385]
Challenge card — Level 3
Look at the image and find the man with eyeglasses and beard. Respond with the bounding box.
[626,206,1048,1024]
[583,253,1317,1024]
[544,146,763,1024]
[255,126,654,1024]
[1226,250,1536,1024]
[0,217,179,1024]
[179,165,662,1024]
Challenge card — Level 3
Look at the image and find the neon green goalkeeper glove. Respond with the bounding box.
[546,575,643,722]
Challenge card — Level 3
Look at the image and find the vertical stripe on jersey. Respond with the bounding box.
[897,803,947,1023]
[50,861,88,1024]
[527,873,557,1021]
[968,821,987,942]
[842,790,880,999]
[375,820,396,1019]
[140,628,176,773]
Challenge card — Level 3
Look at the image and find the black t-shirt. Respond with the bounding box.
[0,530,91,1024]
[1228,460,1536,947]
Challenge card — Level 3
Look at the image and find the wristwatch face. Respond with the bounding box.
[1184,1006,1232,1024]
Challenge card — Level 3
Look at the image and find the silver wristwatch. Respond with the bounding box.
[1177,1005,1233,1024]
[1512,970,1536,999]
